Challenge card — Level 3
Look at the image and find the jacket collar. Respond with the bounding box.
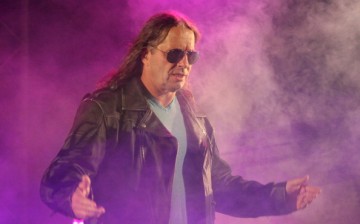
[120,78,209,152]
[121,78,149,111]
[121,77,206,118]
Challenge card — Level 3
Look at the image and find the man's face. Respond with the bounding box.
[141,25,196,97]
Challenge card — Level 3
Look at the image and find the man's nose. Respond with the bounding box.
[177,53,190,67]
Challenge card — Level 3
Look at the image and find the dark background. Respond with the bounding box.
[1,0,359,223]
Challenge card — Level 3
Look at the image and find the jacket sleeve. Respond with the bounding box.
[207,121,295,217]
[40,98,107,217]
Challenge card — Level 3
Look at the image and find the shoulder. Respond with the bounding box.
[177,88,195,108]
[83,87,118,101]
[81,87,123,115]
[178,88,194,100]
[177,88,207,117]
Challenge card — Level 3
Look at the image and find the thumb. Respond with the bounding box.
[286,175,310,194]
[78,175,91,196]
[296,175,310,186]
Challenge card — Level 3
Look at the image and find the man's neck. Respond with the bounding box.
[153,93,176,108]
[140,76,177,108]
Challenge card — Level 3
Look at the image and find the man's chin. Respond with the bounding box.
[169,83,186,92]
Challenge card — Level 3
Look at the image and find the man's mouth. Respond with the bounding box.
[174,74,187,82]
[173,73,186,78]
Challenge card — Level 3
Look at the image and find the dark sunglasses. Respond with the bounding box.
[151,46,199,65]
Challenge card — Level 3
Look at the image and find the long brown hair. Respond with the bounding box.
[98,11,200,89]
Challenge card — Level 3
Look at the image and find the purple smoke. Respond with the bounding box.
[1,0,359,223]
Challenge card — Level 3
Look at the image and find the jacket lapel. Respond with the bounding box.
[121,78,172,137]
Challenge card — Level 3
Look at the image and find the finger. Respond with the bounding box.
[72,196,105,219]
[72,176,106,220]
[300,185,306,194]
[71,187,95,212]
[286,175,310,194]
[303,194,316,204]
[77,205,105,219]
[297,188,321,209]
[296,175,310,186]
[74,207,105,220]
[304,189,321,202]
[304,186,322,194]
[78,175,91,196]
[296,193,307,209]
[303,187,321,199]
[95,206,106,217]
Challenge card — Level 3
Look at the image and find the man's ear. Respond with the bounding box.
[141,48,150,64]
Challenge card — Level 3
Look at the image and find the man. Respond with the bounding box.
[40,11,320,224]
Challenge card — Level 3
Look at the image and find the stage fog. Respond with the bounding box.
[1,0,359,223]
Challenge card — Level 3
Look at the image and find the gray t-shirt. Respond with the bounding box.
[147,96,188,224]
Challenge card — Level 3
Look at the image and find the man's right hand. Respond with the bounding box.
[71,175,105,220]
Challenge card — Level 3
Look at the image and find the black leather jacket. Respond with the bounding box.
[40,78,293,224]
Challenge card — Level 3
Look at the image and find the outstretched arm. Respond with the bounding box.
[40,99,107,217]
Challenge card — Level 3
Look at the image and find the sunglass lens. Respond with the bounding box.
[167,49,199,64]
[188,51,199,64]
[167,49,185,64]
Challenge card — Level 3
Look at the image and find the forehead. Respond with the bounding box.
[159,25,195,49]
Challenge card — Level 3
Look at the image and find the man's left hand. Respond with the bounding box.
[286,175,321,210]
